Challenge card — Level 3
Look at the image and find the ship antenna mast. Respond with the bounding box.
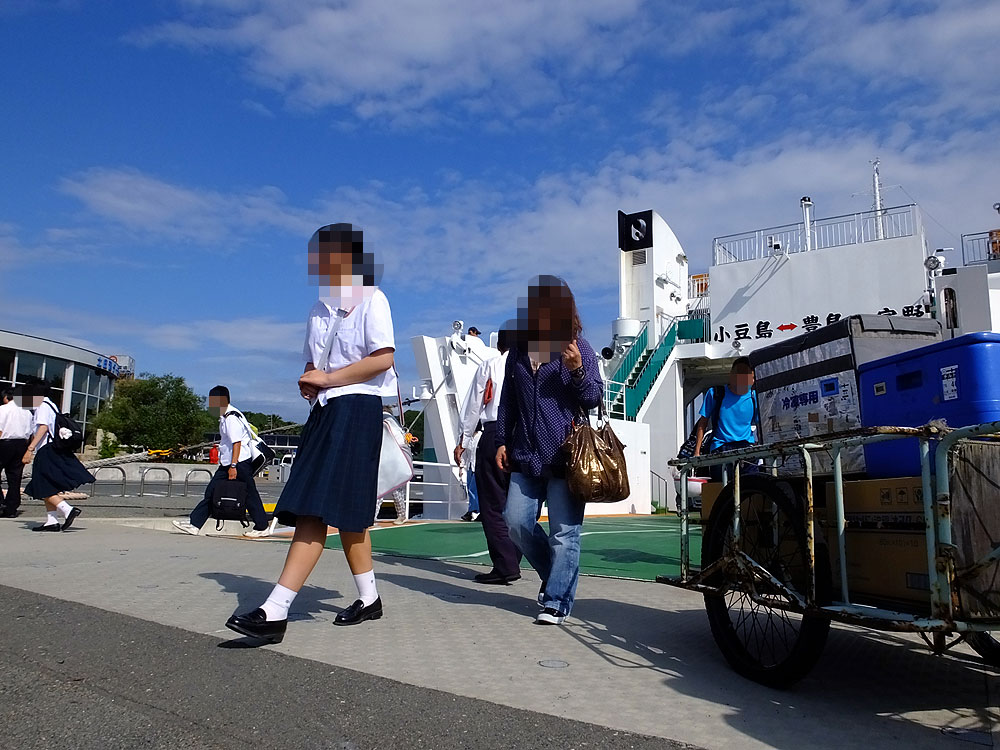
[871,158,885,240]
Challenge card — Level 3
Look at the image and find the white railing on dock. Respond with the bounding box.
[713,204,918,266]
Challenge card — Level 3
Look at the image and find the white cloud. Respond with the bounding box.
[131,0,742,122]
[758,0,1000,123]
[58,167,317,246]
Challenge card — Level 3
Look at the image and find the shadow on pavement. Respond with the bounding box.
[379,554,999,749]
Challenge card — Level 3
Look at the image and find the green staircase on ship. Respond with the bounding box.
[606,322,679,421]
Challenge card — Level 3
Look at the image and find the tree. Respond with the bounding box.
[93,373,211,450]
[240,411,300,435]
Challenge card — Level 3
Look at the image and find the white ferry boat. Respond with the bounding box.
[409,165,1000,519]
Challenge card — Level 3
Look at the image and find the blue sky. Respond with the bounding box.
[2,0,998,419]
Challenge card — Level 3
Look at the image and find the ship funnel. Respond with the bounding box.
[800,196,814,252]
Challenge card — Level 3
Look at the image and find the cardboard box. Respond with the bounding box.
[700,482,724,522]
[824,476,925,529]
[824,528,930,604]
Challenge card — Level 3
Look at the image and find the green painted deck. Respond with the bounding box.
[325,515,703,581]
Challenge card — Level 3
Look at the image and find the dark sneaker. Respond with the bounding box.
[535,607,567,625]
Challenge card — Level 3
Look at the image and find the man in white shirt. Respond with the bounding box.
[454,328,521,584]
[173,385,271,537]
[0,389,33,517]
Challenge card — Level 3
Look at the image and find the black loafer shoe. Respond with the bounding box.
[0,508,19,518]
[31,523,62,532]
[225,608,287,643]
[335,597,383,626]
[474,571,521,585]
[61,507,82,531]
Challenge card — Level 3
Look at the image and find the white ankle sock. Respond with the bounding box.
[46,511,60,526]
[353,570,378,606]
[260,583,297,621]
[56,500,74,518]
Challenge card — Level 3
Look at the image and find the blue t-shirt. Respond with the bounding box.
[700,386,758,451]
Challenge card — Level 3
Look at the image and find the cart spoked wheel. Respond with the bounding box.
[966,633,1000,666]
[702,474,832,688]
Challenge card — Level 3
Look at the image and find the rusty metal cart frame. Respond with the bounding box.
[660,420,1000,686]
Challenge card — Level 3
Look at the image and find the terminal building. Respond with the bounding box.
[0,329,133,442]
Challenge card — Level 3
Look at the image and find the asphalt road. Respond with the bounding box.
[0,585,690,750]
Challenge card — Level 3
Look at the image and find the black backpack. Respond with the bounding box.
[45,400,84,454]
[210,479,250,531]
[676,386,725,460]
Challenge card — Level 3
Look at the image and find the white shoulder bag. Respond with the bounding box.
[315,307,413,499]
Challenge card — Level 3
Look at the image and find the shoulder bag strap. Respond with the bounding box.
[316,309,346,372]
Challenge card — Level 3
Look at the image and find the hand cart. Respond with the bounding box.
[661,421,1000,687]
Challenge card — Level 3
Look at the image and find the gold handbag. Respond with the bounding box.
[562,400,630,503]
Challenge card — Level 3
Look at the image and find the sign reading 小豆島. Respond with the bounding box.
[710,306,929,344]
[707,232,930,351]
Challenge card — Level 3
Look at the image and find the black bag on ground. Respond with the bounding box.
[211,479,250,531]
[45,401,84,454]
[676,386,725,461]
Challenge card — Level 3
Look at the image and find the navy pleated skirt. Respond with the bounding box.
[25,444,95,499]
[275,394,382,533]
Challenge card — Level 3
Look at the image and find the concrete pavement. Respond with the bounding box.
[0,513,997,749]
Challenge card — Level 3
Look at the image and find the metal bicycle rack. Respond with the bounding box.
[183,468,214,497]
[89,466,127,497]
[138,467,173,497]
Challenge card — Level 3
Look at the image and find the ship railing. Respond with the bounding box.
[962,230,1000,266]
[388,460,466,522]
[609,322,649,385]
[604,379,627,420]
[688,273,709,298]
[712,203,918,266]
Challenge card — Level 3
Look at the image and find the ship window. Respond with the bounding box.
[632,250,647,266]
[942,287,959,330]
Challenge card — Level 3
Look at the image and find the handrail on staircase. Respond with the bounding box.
[609,322,649,385]
[624,322,679,421]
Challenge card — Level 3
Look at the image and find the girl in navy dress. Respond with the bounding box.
[227,223,396,643]
[22,385,92,531]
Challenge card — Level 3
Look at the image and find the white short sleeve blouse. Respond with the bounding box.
[303,288,397,405]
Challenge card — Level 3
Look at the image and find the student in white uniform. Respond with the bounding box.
[454,327,521,583]
[22,385,93,531]
[173,385,271,537]
[0,389,33,517]
[226,223,396,644]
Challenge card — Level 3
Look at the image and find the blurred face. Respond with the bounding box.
[729,366,755,395]
[15,394,44,409]
[522,286,576,362]
[308,229,378,309]
[208,395,228,416]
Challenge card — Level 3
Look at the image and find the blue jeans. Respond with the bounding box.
[467,470,479,514]
[503,472,585,616]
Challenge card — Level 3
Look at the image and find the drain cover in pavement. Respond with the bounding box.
[538,660,569,669]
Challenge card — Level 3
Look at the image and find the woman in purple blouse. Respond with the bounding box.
[495,276,603,625]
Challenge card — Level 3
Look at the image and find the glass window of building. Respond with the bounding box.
[16,352,44,383]
[70,392,86,422]
[86,396,99,423]
[99,374,110,401]
[44,357,69,390]
[88,371,100,396]
[0,348,14,384]
[72,366,91,394]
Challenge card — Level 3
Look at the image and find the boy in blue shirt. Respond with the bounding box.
[693,357,758,480]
